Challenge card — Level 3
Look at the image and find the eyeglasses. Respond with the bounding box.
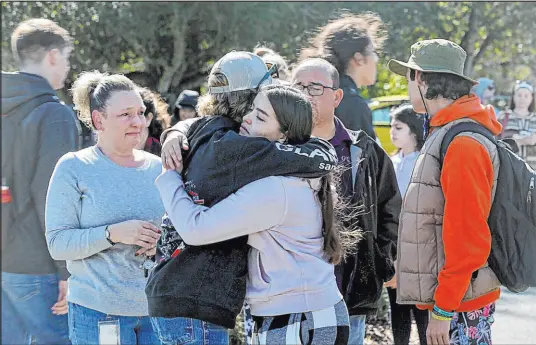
[293,82,338,96]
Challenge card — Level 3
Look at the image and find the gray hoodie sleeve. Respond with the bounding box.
[45,153,112,261]
[155,171,286,245]
[34,104,79,279]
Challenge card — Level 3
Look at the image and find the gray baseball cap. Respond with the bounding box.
[209,51,273,94]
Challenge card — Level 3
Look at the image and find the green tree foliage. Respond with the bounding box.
[2,1,534,103]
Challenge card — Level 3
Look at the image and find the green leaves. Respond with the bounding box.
[2,1,533,101]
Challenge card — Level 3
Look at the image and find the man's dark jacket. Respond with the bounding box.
[146,116,337,328]
[335,75,376,139]
[337,122,401,316]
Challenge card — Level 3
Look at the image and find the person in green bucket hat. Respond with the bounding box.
[388,39,477,84]
[388,39,502,345]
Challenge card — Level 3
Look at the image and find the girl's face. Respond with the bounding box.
[513,88,533,112]
[390,119,416,152]
[239,92,284,142]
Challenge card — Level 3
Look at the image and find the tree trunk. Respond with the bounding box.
[157,5,197,95]
[460,4,481,77]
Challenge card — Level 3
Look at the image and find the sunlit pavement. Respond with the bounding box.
[493,287,536,344]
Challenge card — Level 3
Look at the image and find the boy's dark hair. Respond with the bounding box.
[299,12,386,74]
[411,69,473,101]
[11,18,72,66]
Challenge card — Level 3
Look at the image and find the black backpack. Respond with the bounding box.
[1,94,59,249]
[440,122,536,293]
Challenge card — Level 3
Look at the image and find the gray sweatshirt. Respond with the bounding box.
[1,72,79,279]
[156,171,342,316]
[45,146,165,316]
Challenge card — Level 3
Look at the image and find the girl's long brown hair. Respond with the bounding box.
[262,84,361,264]
[317,169,362,265]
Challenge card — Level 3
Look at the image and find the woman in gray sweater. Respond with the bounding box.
[45,71,164,345]
[157,85,357,345]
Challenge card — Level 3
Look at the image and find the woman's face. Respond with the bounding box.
[239,92,283,142]
[352,43,379,87]
[94,90,147,151]
[482,84,495,103]
[390,119,416,152]
[513,88,533,112]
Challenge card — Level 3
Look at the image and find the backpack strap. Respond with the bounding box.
[439,122,497,167]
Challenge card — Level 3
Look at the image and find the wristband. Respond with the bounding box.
[433,305,455,318]
[431,312,452,321]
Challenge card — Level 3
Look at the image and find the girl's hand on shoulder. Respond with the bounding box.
[161,131,187,170]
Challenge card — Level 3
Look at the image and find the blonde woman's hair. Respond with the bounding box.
[71,71,138,130]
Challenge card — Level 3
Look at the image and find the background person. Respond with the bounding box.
[137,87,171,156]
[498,81,536,168]
[472,77,496,106]
[45,71,164,344]
[171,89,199,126]
[1,18,77,345]
[300,13,387,139]
[254,46,291,82]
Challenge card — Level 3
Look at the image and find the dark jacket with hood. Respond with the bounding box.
[336,75,377,139]
[335,120,401,316]
[1,72,79,280]
[146,116,337,328]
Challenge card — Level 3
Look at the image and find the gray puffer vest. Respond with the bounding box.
[396,118,501,305]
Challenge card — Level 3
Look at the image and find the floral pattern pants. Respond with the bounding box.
[450,303,495,345]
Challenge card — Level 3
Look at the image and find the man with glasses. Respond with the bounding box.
[292,58,401,345]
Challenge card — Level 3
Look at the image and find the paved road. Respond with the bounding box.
[493,287,536,344]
